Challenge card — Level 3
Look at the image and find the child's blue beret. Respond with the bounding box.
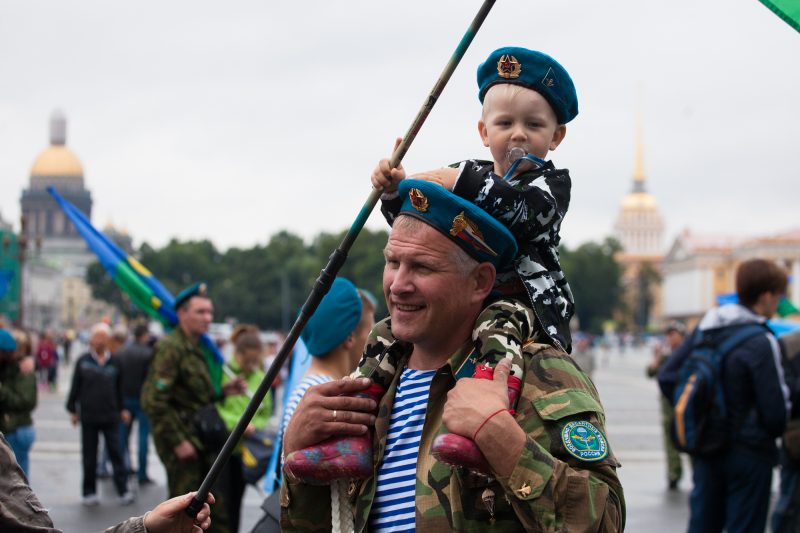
[477,46,578,124]
[396,180,518,270]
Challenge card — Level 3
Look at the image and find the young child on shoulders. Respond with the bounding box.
[373,47,578,372]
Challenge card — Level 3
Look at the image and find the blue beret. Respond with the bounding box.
[477,47,578,124]
[175,282,209,309]
[396,180,518,269]
[302,277,363,357]
[0,329,16,351]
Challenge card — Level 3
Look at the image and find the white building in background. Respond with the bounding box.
[612,121,665,258]
[661,229,800,323]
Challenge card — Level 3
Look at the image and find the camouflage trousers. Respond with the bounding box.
[155,438,231,533]
[660,395,683,483]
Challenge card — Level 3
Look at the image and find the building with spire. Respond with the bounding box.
[612,119,666,331]
[21,110,94,271]
[17,111,111,331]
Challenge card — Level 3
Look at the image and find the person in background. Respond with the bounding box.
[280,278,376,440]
[116,323,155,485]
[35,330,58,392]
[659,258,790,533]
[0,329,37,477]
[216,324,271,533]
[249,278,375,533]
[67,323,134,507]
[98,323,130,479]
[772,328,800,532]
[646,321,687,490]
[142,282,246,533]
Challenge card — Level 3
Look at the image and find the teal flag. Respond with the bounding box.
[760,0,800,32]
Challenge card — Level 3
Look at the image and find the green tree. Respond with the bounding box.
[560,238,623,333]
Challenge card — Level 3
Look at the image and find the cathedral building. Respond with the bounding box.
[18,111,110,331]
[612,122,665,331]
[21,110,93,271]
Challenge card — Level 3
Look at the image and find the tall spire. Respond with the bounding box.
[49,109,66,146]
[632,109,645,193]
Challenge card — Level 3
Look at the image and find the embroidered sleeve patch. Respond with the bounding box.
[561,421,608,461]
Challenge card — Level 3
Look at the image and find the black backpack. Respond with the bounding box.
[671,324,765,456]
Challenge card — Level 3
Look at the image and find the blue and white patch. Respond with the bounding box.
[561,421,608,462]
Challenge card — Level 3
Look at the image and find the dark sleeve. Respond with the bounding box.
[379,193,403,227]
[66,357,82,414]
[657,331,696,403]
[748,335,789,437]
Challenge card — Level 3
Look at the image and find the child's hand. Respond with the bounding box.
[371,137,406,193]
[409,168,459,191]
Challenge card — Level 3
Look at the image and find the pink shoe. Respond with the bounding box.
[284,384,384,485]
[431,365,521,476]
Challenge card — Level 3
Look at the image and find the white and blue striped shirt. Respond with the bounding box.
[280,374,334,439]
[369,368,436,532]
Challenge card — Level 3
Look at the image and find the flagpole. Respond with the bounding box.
[186,0,497,517]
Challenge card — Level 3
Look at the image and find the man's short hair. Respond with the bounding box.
[736,258,788,308]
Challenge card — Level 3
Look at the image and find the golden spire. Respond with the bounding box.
[632,110,645,193]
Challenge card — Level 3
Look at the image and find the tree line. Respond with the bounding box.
[87,230,623,334]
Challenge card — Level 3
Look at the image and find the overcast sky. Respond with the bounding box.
[1,0,798,251]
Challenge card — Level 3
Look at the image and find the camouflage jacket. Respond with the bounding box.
[381,159,575,353]
[281,316,625,532]
[141,328,216,452]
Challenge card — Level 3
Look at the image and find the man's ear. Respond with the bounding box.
[478,120,490,147]
[471,263,496,304]
[549,125,567,151]
[340,333,355,350]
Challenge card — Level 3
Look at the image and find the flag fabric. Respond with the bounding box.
[759,0,800,32]
[47,187,225,386]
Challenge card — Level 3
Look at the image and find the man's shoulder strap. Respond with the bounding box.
[715,323,767,356]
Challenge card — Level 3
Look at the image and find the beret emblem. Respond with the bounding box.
[496,54,521,79]
[409,188,429,212]
[451,211,497,257]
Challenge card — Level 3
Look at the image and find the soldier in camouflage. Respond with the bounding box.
[281,184,624,531]
[141,283,245,533]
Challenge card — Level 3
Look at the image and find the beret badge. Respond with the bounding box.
[409,188,429,212]
[496,54,521,79]
[450,211,497,257]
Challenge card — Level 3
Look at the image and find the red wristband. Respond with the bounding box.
[473,408,512,441]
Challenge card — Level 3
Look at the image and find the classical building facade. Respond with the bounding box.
[612,123,665,331]
[661,229,800,323]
